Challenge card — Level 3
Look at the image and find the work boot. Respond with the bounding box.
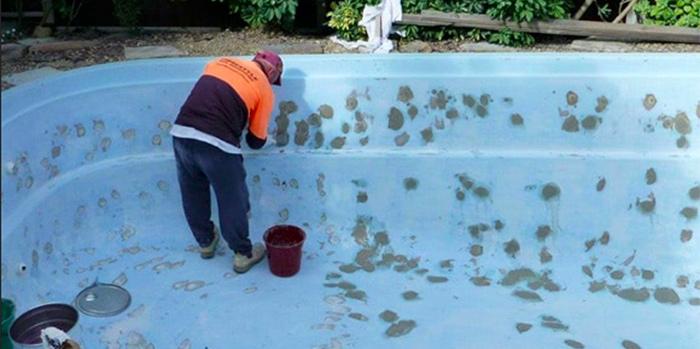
[234,243,266,274]
[200,226,220,259]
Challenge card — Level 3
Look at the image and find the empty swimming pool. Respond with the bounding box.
[2,54,699,348]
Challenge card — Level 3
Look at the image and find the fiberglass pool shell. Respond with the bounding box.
[1,54,699,348]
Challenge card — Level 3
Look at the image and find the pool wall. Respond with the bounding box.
[2,54,699,348]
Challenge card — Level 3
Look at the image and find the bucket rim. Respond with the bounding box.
[9,302,79,344]
[263,224,306,249]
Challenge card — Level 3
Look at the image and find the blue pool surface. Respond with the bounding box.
[2,54,700,348]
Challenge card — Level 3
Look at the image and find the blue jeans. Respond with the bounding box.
[173,137,252,257]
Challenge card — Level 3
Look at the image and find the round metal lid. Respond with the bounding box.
[75,282,131,317]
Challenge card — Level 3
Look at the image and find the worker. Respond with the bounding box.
[170,51,282,273]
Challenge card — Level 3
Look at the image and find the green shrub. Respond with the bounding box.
[635,0,700,27]
[488,28,535,46]
[328,0,368,40]
[212,0,298,28]
[486,0,569,22]
[112,0,143,29]
[327,0,573,47]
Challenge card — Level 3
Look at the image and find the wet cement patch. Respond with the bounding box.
[427,275,448,283]
[542,183,561,201]
[468,223,491,239]
[513,289,543,302]
[398,86,414,103]
[274,112,291,146]
[501,268,537,286]
[319,105,334,119]
[536,225,552,241]
[354,112,369,133]
[564,339,585,349]
[51,146,62,158]
[680,229,693,242]
[473,186,490,199]
[346,95,359,111]
[386,320,416,337]
[330,137,346,149]
[349,313,368,321]
[511,113,524,126]
[294,120,310,146]
[610,270,625,280]
[421,127,434,143]
[674,112,692,135]
[430,90,449,110]
[345,289,367,301]
[476,104,488,118]
[541,315,569,331]
[636,194,656,214]
[653,287,680,304]
[75,123,86,137]
[470,276,491,287]
[581,115,602,130]
[404,177,419,191]
[516,323,532,333]
[595,96,609,113]
[446,108,459,120]
[457,174,474,190]
[596,178,606,191]
[504,239,520,257]
[643,94,657,110]
[622,340,642,349]
[357,192,368,203]
[470,244,483,257]
[407,105,418,119]
[326,272,342,280]
[339,264,360,273]
[394,132,410,146]
[540,248,553,263]
[616,287,650,302]
[645,168,657,185]
[582,265,593,278]
[562,116,580,132]
[122,128,136,140]
[402,291,419,300]
[388,107,405,130]
[680,206,697,220]
[463,94,476,108]
[380,310,399,322]
[439,259,454,269]
[307,113,322,127]
[689,185,700,200]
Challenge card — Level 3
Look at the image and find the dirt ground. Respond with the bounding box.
[2,27,699,84]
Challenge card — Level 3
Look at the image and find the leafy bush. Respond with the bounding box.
[488,27,535,46]
[328,0,572,47]
[635,0,700,27]
[486,0,569,22]
[212,0,298,28]
[55,0,89,25]
[112,0,143,29]
[328,0,366,40]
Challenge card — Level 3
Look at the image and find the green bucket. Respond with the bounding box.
[2,298,15,349]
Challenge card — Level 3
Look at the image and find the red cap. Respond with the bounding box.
[253,50,283,86]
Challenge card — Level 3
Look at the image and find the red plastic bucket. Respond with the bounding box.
[263,225,306,277]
